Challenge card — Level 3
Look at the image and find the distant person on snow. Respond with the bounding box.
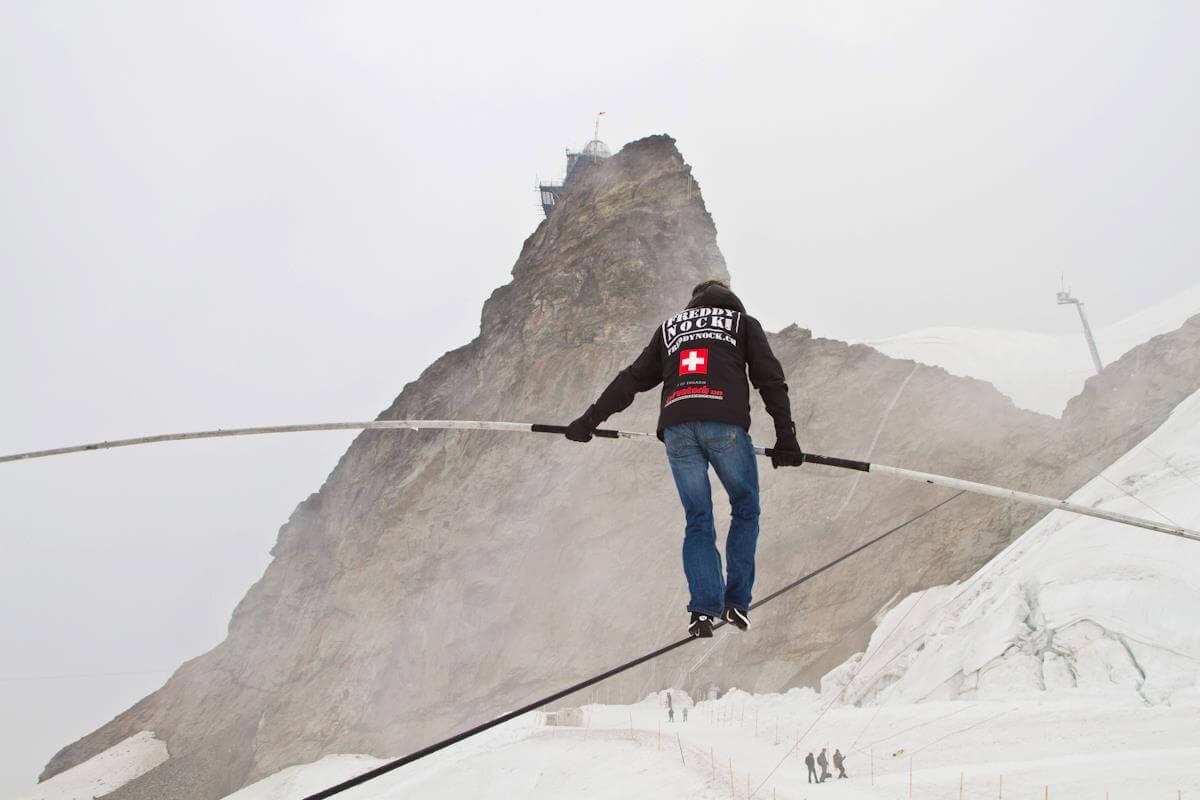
[805,751,818,784]
[833,748,847,779]
[565,279,804,637]
[817,747,830,782]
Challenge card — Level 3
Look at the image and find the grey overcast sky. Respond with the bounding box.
[2,1,1198,794]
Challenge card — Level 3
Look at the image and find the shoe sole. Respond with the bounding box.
[722,609,749,631]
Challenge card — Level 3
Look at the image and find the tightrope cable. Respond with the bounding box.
[298,492,964,800]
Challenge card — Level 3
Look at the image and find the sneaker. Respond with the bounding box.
[688,612,714,638]
[722,606,750,632]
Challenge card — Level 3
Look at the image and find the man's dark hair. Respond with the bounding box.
[691,278,730,297]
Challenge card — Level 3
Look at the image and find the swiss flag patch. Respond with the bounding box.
[679,348,709,375]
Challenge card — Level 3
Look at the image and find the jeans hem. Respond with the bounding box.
[686,605,724,618]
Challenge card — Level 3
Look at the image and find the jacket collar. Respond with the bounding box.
[686,285,746,314]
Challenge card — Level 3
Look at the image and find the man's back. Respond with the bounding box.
[564,279,804,637]
[573,282,795,440]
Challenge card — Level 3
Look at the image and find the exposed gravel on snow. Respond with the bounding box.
[13,731,166,800]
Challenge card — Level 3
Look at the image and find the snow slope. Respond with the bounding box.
[822,388,1200,708]
[14,731,166,800]
[214,689,1200,800]
[216,695,712,800]
[862,283,1200,415]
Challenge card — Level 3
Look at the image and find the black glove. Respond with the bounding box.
[771,422,805,469]
[565,413,596,443]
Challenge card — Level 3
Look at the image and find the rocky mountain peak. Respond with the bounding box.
[41,137,1200,800]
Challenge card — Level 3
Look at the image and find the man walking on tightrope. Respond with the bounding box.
[565,279,805,637]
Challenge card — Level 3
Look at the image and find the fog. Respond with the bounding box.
[2,2,1198,794]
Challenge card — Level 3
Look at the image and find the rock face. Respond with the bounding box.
[41,135,1200,799]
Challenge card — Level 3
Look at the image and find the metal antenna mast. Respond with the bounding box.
[1056,277,1104,374]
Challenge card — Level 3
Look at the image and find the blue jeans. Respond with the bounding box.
[663,421,761,617]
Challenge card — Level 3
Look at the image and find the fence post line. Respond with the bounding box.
[729,759,735,800]
[676,732,686,766]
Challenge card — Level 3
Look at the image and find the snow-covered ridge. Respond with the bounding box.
[15,731,167,800]
[821,387,1200,707]
[861,283,1200,416]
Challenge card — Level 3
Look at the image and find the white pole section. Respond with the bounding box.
[0,420,542,464]
[869,463,1200,543]
[2,419,1197,542]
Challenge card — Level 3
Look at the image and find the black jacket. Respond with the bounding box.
[581,285,794,438]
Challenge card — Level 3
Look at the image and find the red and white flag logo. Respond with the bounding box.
[679,348,708,375]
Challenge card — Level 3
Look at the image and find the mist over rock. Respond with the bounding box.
[41,136,1200,799]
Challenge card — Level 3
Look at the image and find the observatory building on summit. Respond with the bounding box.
[537,118,611,217]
